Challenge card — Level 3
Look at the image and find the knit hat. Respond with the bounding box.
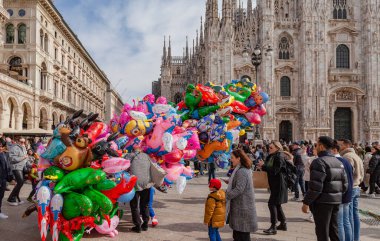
[209,179,222,190]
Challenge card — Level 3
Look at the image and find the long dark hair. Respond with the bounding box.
[232,149,252,169]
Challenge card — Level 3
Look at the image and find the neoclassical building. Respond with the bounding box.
[156,0,380,143]
[0,0,123,132]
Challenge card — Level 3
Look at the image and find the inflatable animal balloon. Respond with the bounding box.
[123,119,153,137]
[102,157,131,174]
[95,215,120,238]
[196,114,215,132]
[184,84,202,112]
[196,84,219,104]
[176,176,187,194]
[244,112,262,125]
[196,139,229,160]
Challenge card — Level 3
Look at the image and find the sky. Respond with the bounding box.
[54,0,256,102]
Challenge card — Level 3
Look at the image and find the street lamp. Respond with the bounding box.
[251,44,262,140]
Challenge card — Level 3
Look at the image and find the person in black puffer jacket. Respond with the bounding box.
[368,145,380,197]
[302,136,348,241]
[0,139,12,219]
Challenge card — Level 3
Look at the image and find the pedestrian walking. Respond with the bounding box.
[303,144,317,223]
[257,141,288,235]
[128,151,154,233]
[338,139,364,241]
[208,157,216,183]
[204,179,226,241]
[226,149,258,241]
[291,142,306,201]
[302,136,348,241]
[332,141,354,241]
[368,143,380,198]
[148,187,158,227]
[361,146,374,193]
[7,137,28,206]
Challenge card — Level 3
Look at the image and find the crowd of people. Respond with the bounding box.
[203,136,377,241]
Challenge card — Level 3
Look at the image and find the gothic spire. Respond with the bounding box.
[162,36,167,65]
[168,36,172,65]
[186,36,189,59]
[200,17,204,44]
[212,0,218,22]
[247,0,252,16]
[222,0,232,22]
[196,30,199,50]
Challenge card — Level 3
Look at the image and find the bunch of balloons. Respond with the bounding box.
[27,110,139,241]
[176,78,269,167]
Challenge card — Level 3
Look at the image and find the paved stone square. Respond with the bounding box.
[0,171,379,241]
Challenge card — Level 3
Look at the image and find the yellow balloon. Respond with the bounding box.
[239,129,246,136]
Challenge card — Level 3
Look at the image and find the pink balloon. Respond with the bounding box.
[185,130,201,151]
[162,163,182,181]
[95,215,120,238]
[183,150,197,160]
[102,157,130,174]
[245,112,262,124]
[252,104,267,116]
[156,96,168,104]
[145,117,175,150]
[143,94,155,104]
[181,166,193,177]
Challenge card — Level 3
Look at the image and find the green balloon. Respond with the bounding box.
[62,192,93,220]
[191,105,220,119]
[94,179,116,191]
[184,84,202,112]
[222,116,230,123]
[43,166,65,182]
[83,187,113,216]
[59,226,85,241]
[225,84,251,102]
[54,168,106,194]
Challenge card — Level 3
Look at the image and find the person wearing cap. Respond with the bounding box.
[204,178,226,241]
[291,141,306,201]
[226,149,258,241]
[7,137,28,206]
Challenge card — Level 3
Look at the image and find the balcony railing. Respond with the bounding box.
[0,72,32,93]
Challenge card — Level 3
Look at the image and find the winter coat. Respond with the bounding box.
[0,152,12,181]
[368,152,380,176]
[336,157,353,204]
[303,151,348,206]
[292,148,305,169]
[226,167,258,233]
[340,148,364,187]
[204,189,226,228]
[304,156,317,182]
[8,144,27,171]
[263,152,288,205]
[128,152,153,191]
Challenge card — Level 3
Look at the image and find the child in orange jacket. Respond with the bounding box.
[204,179,226,241]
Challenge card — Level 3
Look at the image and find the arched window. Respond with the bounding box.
[9,56,23,75]
[18,24,26,44]
[6,24,15,43]
[176,67,180,75]
[40,62,47,90]
[333,0,347,19]
[280,76,291,96]
[336,44,349,68]
[278,36,292,59]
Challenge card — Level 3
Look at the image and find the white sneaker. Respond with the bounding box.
[308,214,314,223]
[18,200,25,205]
[7,200,18,206]
[369,193,376,198]
[291,197,301,202]
[0,213,8,219]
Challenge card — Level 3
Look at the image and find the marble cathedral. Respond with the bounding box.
[153,0,380,143]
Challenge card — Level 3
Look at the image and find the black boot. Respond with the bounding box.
[131,226,141,233]
[277,222,287,231]
[263,224,277,235]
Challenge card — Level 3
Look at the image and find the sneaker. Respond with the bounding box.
[131,226,141,233]
[18,200,25,205]
[308,214,314,223]
[369,193,376,198]
[290,197,301,202]
[0,213,8,219]
[7,200,18,206]
[152,216,158,227]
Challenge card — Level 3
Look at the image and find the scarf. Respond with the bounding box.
[226,163,241,219]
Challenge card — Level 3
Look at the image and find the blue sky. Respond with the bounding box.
[54,0,256,102]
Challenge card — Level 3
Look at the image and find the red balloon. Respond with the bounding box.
[163,149,184,164]
[177,101,187,111]
[251,104,267,116]
[230,100,249,114]
[196,84,219,104]
[245,112,261,124]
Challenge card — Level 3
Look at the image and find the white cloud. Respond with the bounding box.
[54,0,256,102]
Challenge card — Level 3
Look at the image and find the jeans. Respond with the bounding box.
[310,203,340,241]
[148,187,155,218]
[369,172,380,194]
[130,188,150,227]
[294,168,305,199]
[8,170,24,202]
[208,162,216,183]
[208,226,222,241]
[349,187,360,241]
[268,203,286,225]
[232,230,250,241]
[338,203,352,241]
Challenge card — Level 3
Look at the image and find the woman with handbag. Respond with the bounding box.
[258,141,288,235]
[226,149,258,241]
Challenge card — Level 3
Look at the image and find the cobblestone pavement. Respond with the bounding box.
[0,171,379,241]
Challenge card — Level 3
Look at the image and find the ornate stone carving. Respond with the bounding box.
[336,89,355,101]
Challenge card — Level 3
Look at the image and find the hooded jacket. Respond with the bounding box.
[204,189,226,228]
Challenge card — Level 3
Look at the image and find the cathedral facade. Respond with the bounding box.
[156,0,380,143]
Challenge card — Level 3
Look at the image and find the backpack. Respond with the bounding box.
[285,160,297,188]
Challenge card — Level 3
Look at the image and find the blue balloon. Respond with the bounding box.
[117,188,135,203]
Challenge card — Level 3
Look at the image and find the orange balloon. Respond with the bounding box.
[196,139,229,160]
[227,120,241,130]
